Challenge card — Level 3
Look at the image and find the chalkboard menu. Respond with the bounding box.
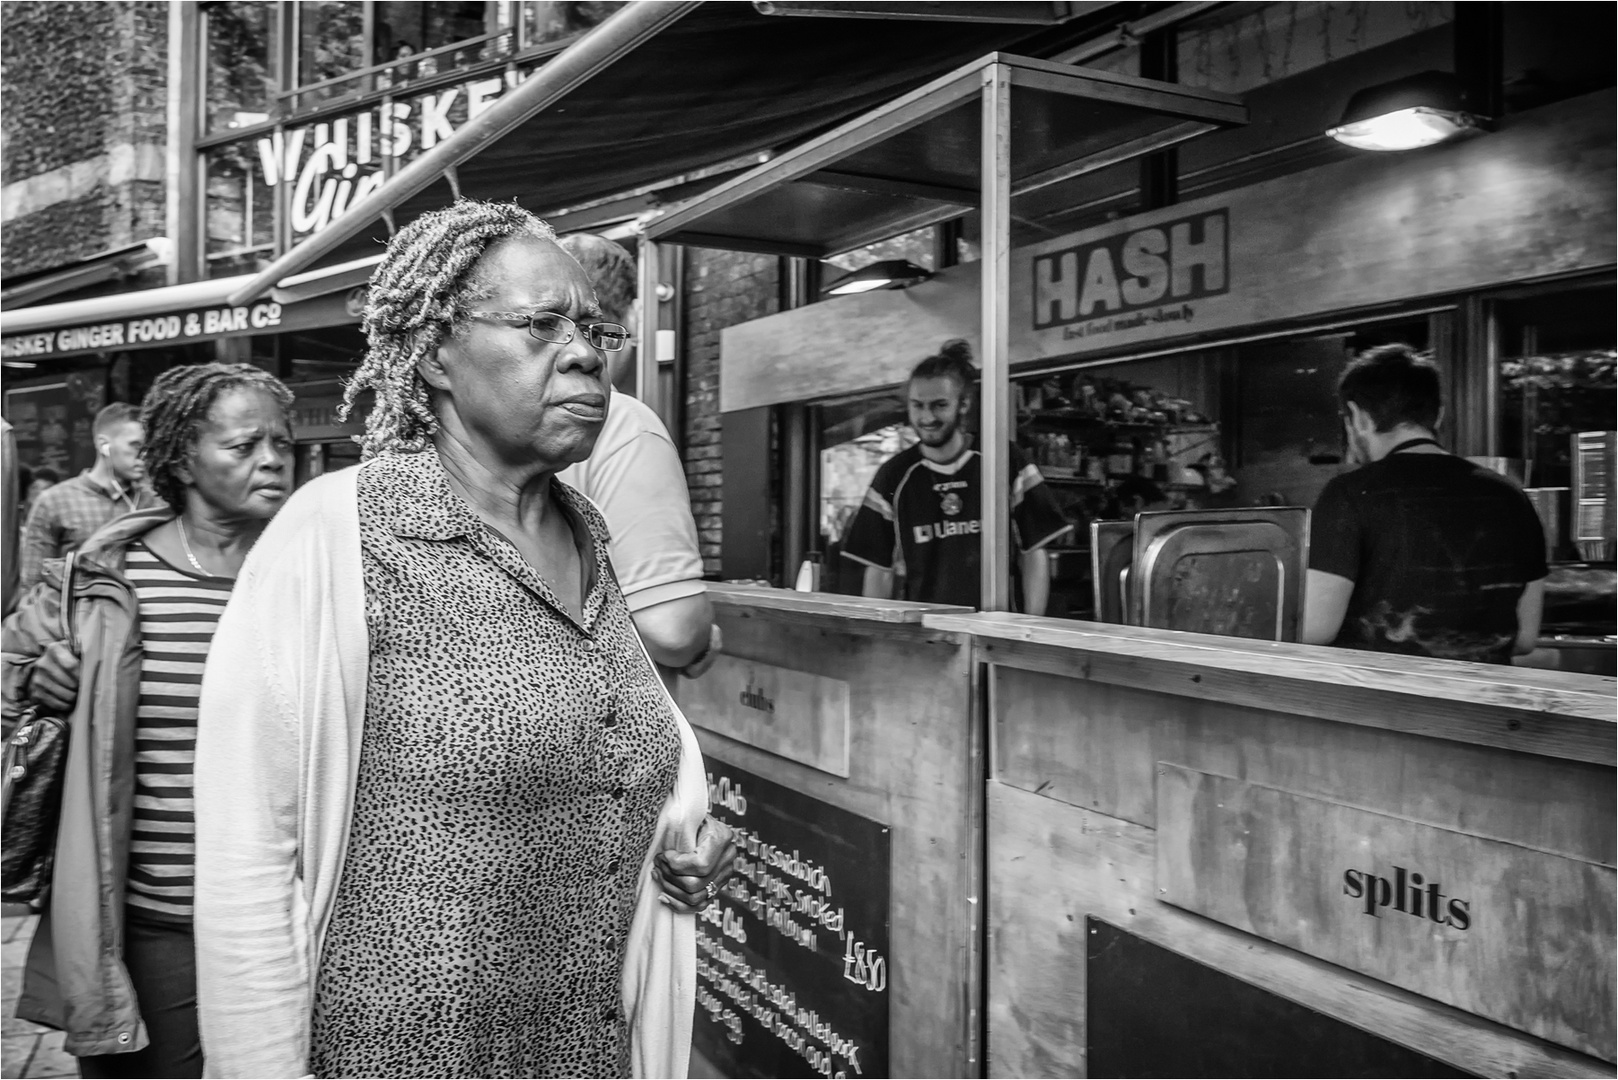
[695,762,890,1079]
[4,373,107,477]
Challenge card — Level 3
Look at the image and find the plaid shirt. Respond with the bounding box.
[18,470,161,592]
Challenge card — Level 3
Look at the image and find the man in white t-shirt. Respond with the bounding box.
[556,233,718,681]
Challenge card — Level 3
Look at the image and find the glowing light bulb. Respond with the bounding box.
[1327,107,1479,152]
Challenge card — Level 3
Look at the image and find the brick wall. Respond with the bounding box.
[1,1,168,277]
[681,248,781,577]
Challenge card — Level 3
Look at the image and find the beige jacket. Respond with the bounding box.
[193,463,707,1079]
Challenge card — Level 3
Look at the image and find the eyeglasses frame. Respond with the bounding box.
[467,310,630,352]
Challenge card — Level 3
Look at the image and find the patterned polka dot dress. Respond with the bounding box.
[309,451,680,1079]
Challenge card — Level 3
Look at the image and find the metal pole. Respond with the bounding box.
[979,63,1013,613]
[636,236,661,415]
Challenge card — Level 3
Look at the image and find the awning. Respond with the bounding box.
[643,52,1247,255]
[0,239,172,308]
[226,0,1135,305]
[0,260,368,364]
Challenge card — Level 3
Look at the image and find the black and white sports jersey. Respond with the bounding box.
[840,442,1071,609]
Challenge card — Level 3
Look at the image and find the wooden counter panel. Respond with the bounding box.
[679,605,980,1078]
[1156,765,1616,1060]
[706,583,971,625]
[950,616,1616,766]
[992,666,1617,865]
[986,781,1614,1079]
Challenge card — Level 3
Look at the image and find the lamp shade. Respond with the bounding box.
[822,258,933,295]
[1327,70,1484,151]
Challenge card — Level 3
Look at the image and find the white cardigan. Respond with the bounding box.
[194,464,707,1079]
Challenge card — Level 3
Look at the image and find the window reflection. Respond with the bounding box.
[205,141,275,279]
[298,1,366,88]
[521,1,626,48]
[205,2,275,134]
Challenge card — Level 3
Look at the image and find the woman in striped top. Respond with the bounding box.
[3,363,295,1078]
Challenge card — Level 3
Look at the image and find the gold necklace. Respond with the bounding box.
[176,518,209,575]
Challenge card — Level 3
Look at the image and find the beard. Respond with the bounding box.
[916,416,960,448]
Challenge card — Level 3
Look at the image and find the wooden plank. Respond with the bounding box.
[707,582,971,625]
[1155,765,1616,1060]
[986,782,1614,1079]
[675,653,851,777]
[992,665,1615,864]
[692,606,980,1078]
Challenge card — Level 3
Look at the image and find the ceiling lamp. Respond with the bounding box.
[822,259,933,296]
[1327,70,1485,152]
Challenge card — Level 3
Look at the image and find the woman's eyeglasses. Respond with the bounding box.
[468,311,630,352]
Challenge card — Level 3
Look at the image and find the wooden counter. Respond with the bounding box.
[675,586,980,1079]
[925,612,1616,1078]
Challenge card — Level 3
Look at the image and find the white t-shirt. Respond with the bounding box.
[558,393,706,613]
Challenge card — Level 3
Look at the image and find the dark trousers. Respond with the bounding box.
[76,914,203,1079]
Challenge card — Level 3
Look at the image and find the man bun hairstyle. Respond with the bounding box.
[140,363,295,512]
[93,402,141,437]
[341,198,558,459]
[1338,343,1442,433]
[556,233,635,325]
[909,338,978,395]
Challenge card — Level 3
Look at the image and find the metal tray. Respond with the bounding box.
[1131,507,1309,642]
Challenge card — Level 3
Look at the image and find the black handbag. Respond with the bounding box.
[1,552,77,905]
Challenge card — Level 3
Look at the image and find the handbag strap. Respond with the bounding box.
[58,552,77,654]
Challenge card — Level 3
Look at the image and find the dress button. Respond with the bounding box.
[601,1006,617,1024]
[117,1033,131,1045]
[601,711,618,728]
[610,786,625,800]
[580,638,597,652]
[607,858,621,876]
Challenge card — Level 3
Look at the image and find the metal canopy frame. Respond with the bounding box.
[644,52,1246,612]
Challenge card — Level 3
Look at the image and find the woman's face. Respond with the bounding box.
[429,235,611,470]
[182,387,294,521]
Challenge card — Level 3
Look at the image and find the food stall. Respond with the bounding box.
[646,45,1617,1080]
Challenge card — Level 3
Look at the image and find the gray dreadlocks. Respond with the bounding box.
[340,199,557,458]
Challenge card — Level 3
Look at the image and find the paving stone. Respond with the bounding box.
[28,1029,74,1078]
[2,1032,39,1078]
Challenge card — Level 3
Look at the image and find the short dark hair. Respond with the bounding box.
[30,466,60,485]
[908,338,977,396]
[556,233,636,324]
[1338,344,1442,433]
[93,402,141,437]
[140,363,295,512]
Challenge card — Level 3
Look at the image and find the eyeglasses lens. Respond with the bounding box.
[588,324,629,352]
[525,313,627,352]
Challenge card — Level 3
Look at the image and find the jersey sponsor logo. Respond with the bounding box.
[913,519,982,543]
[940,492,963,516]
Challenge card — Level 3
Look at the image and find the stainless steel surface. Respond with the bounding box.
[1131,508,1310,642]
[1089,520,1135,624]
[1572,430,1617,552]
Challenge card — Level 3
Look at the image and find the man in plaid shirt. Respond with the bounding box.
[19,402,160,592]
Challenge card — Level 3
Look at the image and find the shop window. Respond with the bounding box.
[521,1,627,49]
[375,2,493,69]
[205,140,276,278]
[1497,282,1617,490]
[205,2,276,135]
[824,226,937,275]
[814,394,916,594]
[1177,2,1453,97]
[297,1,366,95]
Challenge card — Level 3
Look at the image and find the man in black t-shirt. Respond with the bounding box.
[841,340,1071,612]
[1302,345,1547,664]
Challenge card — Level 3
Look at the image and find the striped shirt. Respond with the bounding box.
[124,540,233,922]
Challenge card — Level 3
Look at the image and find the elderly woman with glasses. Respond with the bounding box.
[192,200,735,1079]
